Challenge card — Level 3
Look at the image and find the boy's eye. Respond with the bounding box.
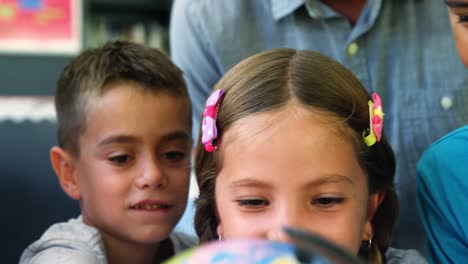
[162,151,186,162]
[108,155,132,165]
[313,197,345,208]
[236,199,269,209]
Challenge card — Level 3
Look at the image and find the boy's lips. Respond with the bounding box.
[129,200,173,210]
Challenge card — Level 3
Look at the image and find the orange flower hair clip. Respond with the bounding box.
[363,92,384,147]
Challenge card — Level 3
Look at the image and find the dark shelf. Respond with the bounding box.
[89,0,173,12]
[0,55,71,95]
[86,0,172,27]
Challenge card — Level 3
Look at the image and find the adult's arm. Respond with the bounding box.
[170,0,224,142]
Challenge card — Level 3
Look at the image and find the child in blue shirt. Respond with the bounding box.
[416,1,468,263]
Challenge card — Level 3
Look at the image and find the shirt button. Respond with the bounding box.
[440,96,453,110]
[348,42,359,56]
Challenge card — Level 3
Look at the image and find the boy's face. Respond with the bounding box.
[73,83,192,246]
[214,106,380,255]
[446,0,468,67]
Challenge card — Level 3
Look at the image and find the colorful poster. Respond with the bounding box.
[0,0,82,54]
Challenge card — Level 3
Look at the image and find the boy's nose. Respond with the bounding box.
[135,159,167,189]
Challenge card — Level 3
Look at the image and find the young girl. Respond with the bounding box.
[193,49,427,263]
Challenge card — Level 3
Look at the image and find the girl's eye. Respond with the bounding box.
[236,199,269,208]
[162,151,186,162]
[108,155,132,165]
[458,15,468,23]
[313,197,345,208]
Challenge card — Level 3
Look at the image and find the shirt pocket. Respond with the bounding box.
[398,76,468,173]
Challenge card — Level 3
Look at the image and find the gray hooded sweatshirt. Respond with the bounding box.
[20,216,197,264]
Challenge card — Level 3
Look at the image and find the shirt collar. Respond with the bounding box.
[270,0,306,20]
[270,0,383,21]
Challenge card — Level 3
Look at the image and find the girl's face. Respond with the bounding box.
[214,106,381,255]
[446,0,468,67]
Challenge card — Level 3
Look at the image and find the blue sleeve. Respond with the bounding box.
[170,0,224,142]
[416,127,468,264]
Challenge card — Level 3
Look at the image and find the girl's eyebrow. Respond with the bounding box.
[303,174,354,188]
[445,1,468,7]
[230,174,353,189]
[231,179,272,189]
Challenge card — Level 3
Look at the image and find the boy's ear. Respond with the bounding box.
[50,146,81,200]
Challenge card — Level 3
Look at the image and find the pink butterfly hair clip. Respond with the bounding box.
[201,89,224,152]
[362,92,384,147]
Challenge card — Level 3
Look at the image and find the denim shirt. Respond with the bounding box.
[170,0,468,253]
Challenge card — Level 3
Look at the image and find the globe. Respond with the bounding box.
[164,228,364,264]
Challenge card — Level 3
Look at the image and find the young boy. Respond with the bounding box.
[416,1,468,263]
[445,0,468,66]
[20,41,197,263]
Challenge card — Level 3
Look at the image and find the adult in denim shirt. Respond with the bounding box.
[170,0,468,253]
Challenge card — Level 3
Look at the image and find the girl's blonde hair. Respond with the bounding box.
[194,49,397,262]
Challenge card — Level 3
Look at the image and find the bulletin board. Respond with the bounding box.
[0,0,82,55]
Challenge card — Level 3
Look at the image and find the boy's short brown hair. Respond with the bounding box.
[55,41,191,157]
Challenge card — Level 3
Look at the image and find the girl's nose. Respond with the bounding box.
[266,228,292,243]
[134,158,167,189]
[266,204,303,243]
